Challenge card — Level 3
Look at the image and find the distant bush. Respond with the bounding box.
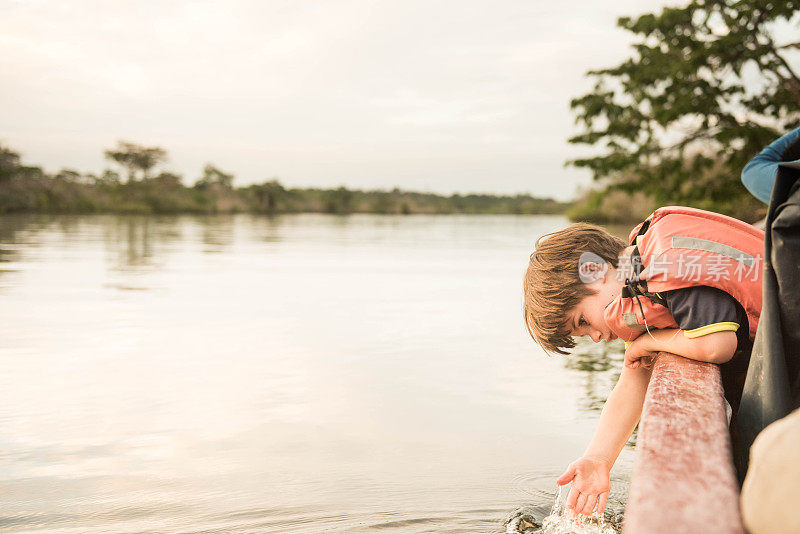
[568,188,656,224]
[0,143,569,216]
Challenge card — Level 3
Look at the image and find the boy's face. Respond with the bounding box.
[566,264,621,343]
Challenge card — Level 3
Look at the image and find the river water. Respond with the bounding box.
[0,213,632,533]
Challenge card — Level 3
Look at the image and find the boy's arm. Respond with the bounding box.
[627,286,744,368]
[625,329,737,369]
[558,364,652,516]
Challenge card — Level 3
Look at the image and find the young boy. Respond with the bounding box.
[522,206,763,518]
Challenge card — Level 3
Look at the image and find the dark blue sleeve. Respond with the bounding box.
[741,127,800,204]
[661,286,749,349]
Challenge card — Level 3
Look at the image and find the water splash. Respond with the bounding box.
[506,486,619,534]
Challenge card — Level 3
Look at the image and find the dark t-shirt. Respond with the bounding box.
[659,285,752,412]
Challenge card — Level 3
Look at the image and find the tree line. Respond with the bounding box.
[0,141,568,215]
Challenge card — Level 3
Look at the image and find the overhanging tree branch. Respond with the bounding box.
[566,0,799,220]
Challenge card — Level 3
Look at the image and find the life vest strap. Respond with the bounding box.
[622,244,667,317]
[632,218,652,245]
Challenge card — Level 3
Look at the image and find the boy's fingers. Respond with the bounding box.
[557,465,576,485]
[581,494,597,516]
[598,492,608,515]
[566,486,579,512]
[574,494,587,516]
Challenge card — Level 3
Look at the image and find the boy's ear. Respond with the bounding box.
[578,252,609,284]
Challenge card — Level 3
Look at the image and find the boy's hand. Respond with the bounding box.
[557,456,611,516]
[624,338,656,370]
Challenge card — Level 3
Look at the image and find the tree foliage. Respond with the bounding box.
[245,180,286,212]
[195,164,235,189]
[0,145,21,182]
[569,0,800,220]
[104,141,168,182]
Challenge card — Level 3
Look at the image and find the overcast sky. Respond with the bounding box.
[1,0,674,200]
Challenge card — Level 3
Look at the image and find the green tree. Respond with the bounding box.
[0,145,21,182]
[153,171,184,188]
[104,141,168,182]
[569,1,800,220]
[324,186,354,214]
[54,168,83,183]
[195,164,234,189]
[89,169,121,186]
[248,180,285,212]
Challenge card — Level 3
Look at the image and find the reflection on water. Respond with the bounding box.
[107,216,161,271]
[0,214,34,272]
[0,213,633,533]
[566,340,637,447]
[566,340,624,414]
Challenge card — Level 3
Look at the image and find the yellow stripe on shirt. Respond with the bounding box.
[683,322,740,339]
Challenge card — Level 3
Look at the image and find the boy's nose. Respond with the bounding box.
[590,330,602,343]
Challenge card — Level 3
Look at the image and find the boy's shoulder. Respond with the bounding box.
[632,206,763,253]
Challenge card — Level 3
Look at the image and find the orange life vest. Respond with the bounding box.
[603,206,765,343]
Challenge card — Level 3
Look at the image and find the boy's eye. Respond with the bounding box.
[579,316,587,327]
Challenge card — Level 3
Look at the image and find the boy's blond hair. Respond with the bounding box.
[523,223,626,354]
